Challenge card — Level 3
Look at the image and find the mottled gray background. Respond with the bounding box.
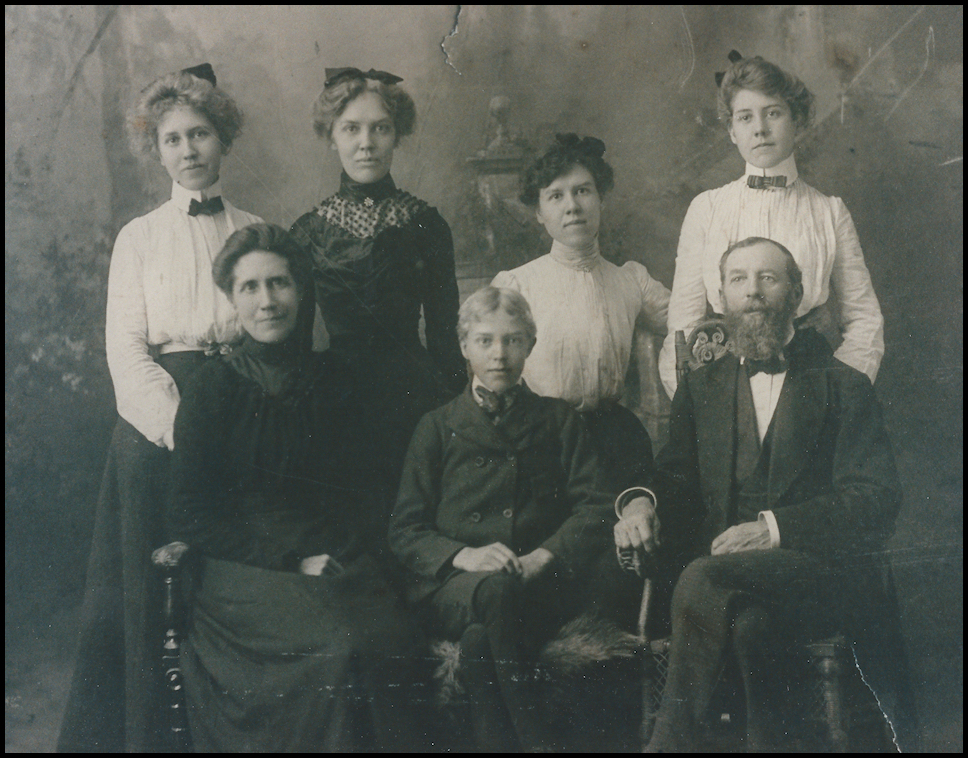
[5,5,962,751]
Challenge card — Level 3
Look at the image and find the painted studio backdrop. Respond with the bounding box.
[5,5,963,751]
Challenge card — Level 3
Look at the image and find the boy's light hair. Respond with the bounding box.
[457,286,537,345]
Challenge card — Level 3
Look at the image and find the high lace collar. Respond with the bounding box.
[227,288,317,396]
[549,238,602,272]
[235,331,302,366]
[337,171,397,205]
[227,332,308,397]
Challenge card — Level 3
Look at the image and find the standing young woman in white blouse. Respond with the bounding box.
[657,54,885,398]
[492,134,670,494]
[58,63,262,753]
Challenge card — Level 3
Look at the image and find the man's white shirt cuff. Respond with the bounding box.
[614,487,657,520]
[758,510,781,548]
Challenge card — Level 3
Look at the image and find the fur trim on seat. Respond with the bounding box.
[430,613,639,708]
[430,639,466,707]
[537,612,640,678]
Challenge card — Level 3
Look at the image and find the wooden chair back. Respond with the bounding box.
[674,317,733,385]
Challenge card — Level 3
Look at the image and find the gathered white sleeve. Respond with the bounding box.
[828,199,884,383]
[105,222,180,447]
[626,261,671,334]
[659,195,713,399]
[491,269,519,292]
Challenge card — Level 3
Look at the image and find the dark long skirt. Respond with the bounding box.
[58,353,208,753]
[580,400,654,494]
[330,339,464,503]
[183,555,433,753]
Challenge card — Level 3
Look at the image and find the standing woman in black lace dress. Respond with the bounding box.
[290,68,466,502]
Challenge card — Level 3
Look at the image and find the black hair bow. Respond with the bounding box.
[555,133,606,158]
[324,67,404,89]
[182,62,216,87]
[714,50,744,87]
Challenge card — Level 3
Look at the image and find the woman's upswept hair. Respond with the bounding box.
[126,70,244,158]
[457,286,537,345]
[519,134,614,208]
[717,56,814,128]
[213,223,313,299]
[312,77,416,142]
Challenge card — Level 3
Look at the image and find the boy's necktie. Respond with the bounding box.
[475,385,520,418]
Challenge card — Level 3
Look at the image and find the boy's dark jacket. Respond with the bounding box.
[389,383,615,604]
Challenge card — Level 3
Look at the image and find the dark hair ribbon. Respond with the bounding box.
[324,67,404,89]
[714,49,744,87]
[554,133,606,158]
[181,62,217,87]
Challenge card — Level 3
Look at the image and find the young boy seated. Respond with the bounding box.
[388,285,615,752]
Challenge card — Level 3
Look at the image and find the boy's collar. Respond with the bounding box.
[470,374,524,406]
[744,155,798,185]
[170,178,223,213]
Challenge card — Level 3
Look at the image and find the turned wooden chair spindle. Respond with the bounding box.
[151,541,192,753]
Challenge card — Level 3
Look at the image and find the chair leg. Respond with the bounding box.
[639,639,670,749]
[153,543,192,752]
[807,637,850,752]
[639,651,658,749]
[161,572,192,752]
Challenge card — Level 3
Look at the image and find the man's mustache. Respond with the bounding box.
[737,303,774,314]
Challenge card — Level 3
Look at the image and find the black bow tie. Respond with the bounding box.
[745,355,788,377]
[187,196,224,216]
[475,385,519,418]
[747,175,787,190]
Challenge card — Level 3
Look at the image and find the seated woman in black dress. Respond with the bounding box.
[290,67,466,500]
[168,223,430,752]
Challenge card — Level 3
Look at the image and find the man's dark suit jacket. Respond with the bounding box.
[651,328,917,750]
[654,328,901,557]
[389,384,614,605]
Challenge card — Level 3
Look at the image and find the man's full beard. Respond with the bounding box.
[725,293,799,361]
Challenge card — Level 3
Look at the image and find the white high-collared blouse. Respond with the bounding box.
[657,155,884,398]
[105,180,262,446]
[493,241,670,412]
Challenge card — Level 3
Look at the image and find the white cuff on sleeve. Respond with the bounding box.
[758,510,781,548]
[614,487,657,520]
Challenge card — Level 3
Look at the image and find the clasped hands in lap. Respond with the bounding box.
[453,543,555,583]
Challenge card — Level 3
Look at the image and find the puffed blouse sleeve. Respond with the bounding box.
[105,219,180,448]
[658,192,714,399]
[414,207,466,394]
[828,198,884,383]
[490,269,519,291]
[625,261,670,334]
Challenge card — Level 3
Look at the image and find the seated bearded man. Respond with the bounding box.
[614,236,914,752]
